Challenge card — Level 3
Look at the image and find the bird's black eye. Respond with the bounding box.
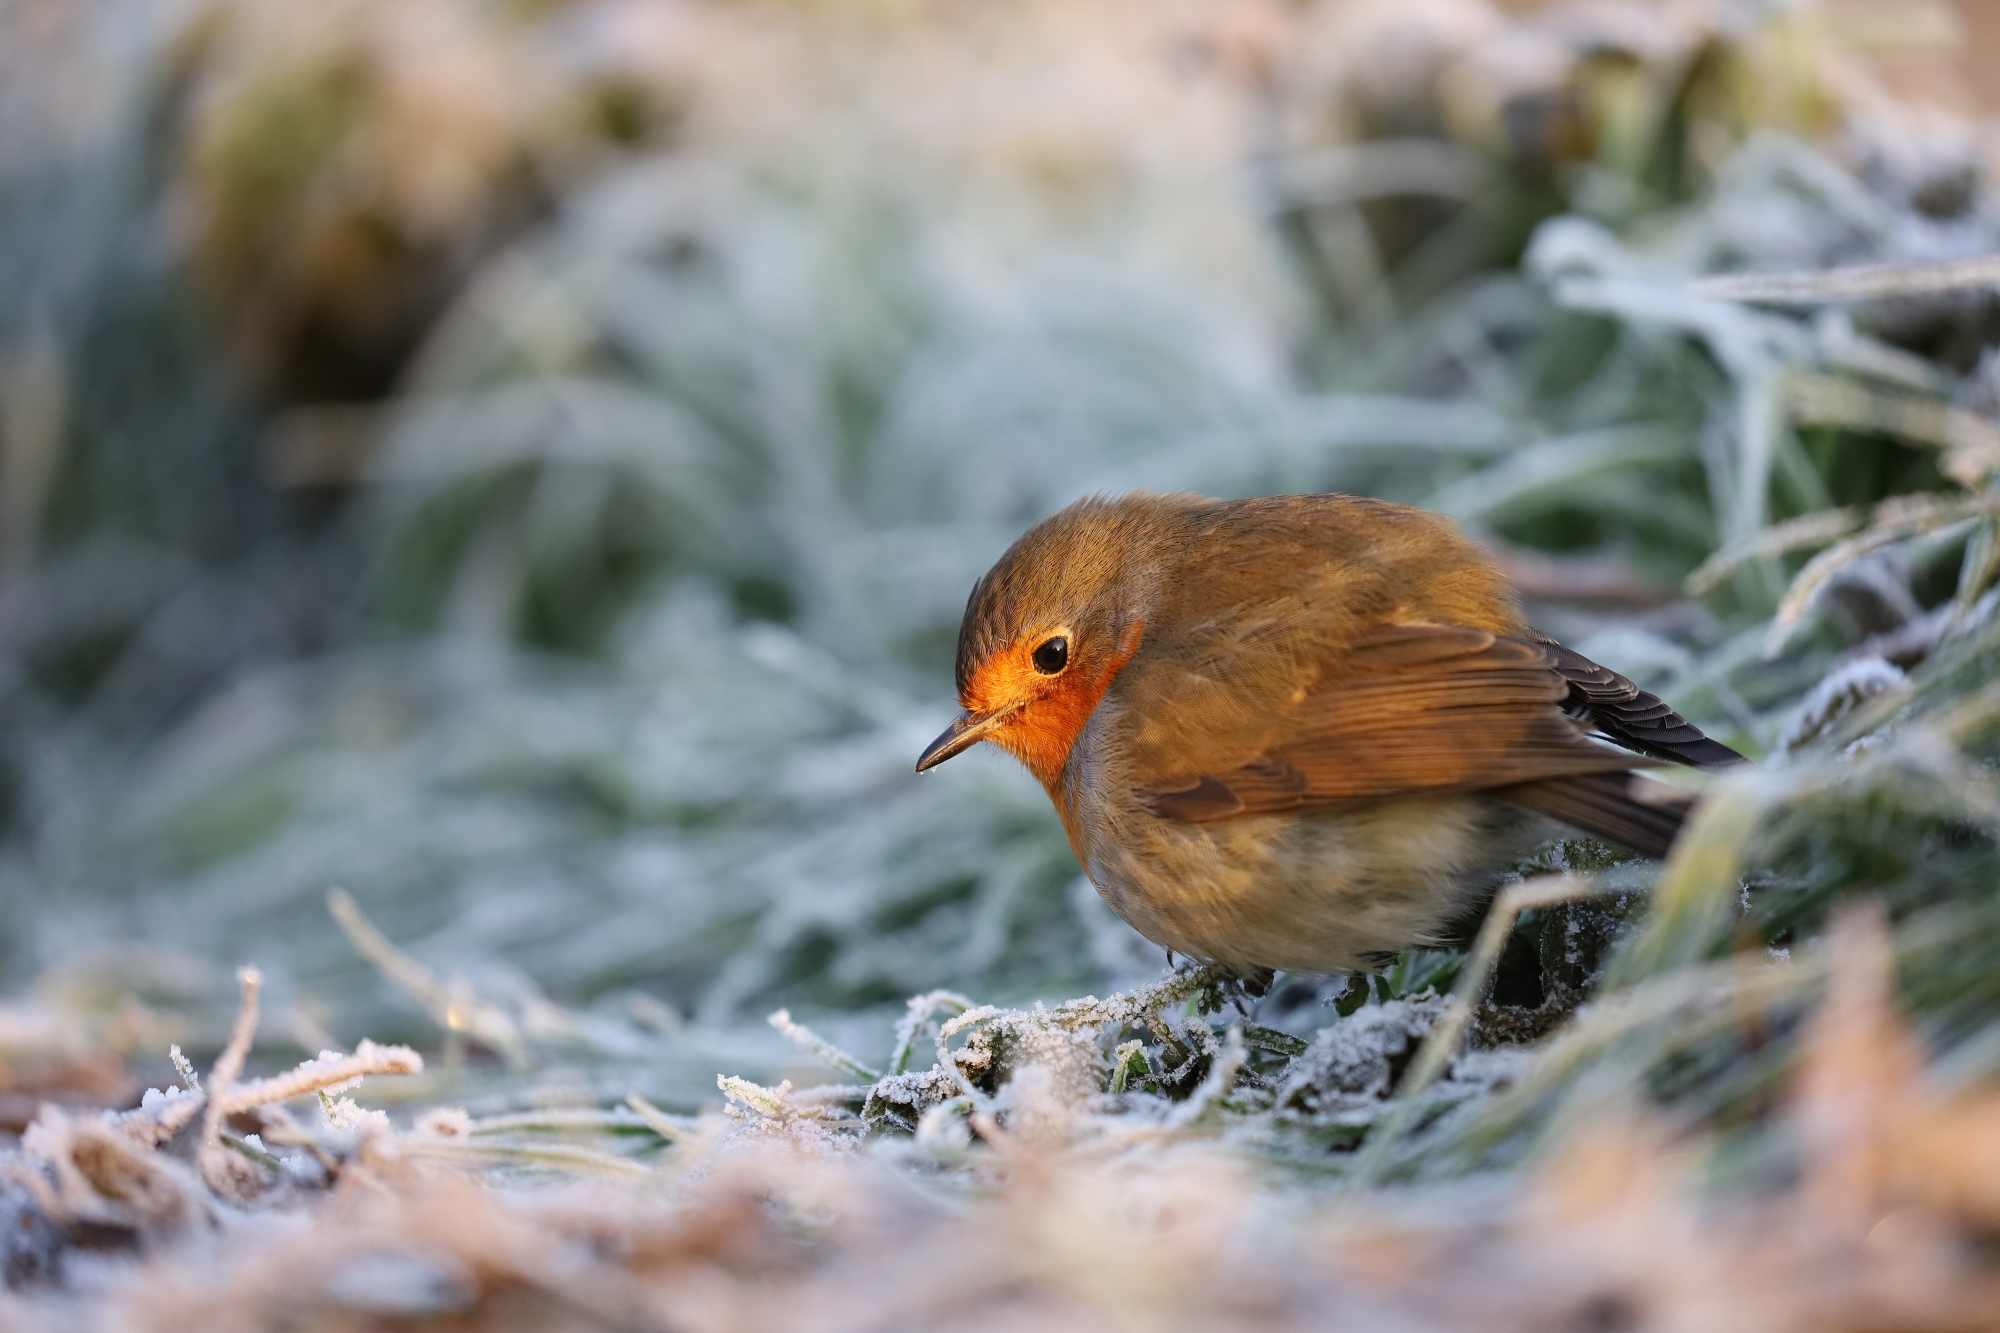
[1031,636,1069,674]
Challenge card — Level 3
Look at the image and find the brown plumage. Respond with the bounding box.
[917,491,1744,976]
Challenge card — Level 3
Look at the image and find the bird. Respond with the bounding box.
[914,491,1744,978]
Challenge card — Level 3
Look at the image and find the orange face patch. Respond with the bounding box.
[963,620,1143,791]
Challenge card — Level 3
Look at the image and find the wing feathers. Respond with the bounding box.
[1138,624,1739,834]
[1532,635,1747,769]
[1149,773,1250,821]
[1140,625,1650,822]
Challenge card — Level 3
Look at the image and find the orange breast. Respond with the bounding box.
[992,674,1112,790]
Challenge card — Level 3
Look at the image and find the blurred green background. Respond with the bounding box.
[3,0,1998,1112]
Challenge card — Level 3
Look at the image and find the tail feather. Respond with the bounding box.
[1495,771,1694,859]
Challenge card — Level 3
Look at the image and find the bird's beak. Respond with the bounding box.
[915,707,1014,773]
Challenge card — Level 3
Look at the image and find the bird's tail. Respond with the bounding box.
[1494,771,1695,860]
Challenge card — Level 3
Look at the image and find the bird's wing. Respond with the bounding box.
[1526,632,1747,769]
[1141,624,1656,823]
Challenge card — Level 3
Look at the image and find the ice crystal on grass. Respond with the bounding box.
[1278,994,1446,1117]
[5,908,2000,1331]
[1780,655,1909,751]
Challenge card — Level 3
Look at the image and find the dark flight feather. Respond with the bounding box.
[1530,633,1747,769]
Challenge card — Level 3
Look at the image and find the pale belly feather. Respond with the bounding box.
[1060,713,1538,974]
[1086,795,1533,973]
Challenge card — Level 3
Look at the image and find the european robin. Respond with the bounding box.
[916,491,1743,976]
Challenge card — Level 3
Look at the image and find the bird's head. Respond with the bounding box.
[915,492,1201,788]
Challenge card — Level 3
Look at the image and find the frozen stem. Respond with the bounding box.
[200,966,263,1183]
[768,1008,881,1081]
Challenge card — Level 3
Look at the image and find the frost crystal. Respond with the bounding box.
[1280,995,1446,1117]
[1781,656,1907,752]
